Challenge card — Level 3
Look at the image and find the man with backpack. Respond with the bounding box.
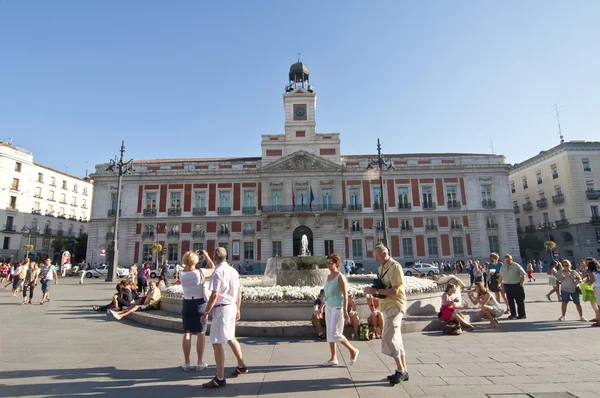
[40,257,58,304]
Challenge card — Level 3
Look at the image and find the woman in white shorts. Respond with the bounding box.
[467,281,503,328]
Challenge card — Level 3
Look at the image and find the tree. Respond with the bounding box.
[518,235,544,251]
[51,237,67,255]
[74,233,88,259]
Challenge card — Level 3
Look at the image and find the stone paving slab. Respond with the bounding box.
[1,277,599,397]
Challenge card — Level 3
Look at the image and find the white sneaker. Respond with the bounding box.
[580,316,588,322]
[181,363,192,372]
[558,316,565,321]
[196,362,208,372]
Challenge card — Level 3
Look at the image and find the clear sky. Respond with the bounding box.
[1,1,599,178]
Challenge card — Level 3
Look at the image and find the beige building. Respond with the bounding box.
[87,62,519,270]
[510,140,600,261]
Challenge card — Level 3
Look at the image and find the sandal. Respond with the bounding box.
[202,376,226,388]
[321,360,338,367]
[92,306,101,312]
[231,365,248,377]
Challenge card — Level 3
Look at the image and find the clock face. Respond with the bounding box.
[294,106,307,119]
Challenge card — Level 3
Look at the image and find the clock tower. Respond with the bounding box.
[283,61,317,142]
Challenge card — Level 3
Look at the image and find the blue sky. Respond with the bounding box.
[1,1,599,177]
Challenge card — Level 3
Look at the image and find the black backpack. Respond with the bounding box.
[488,273,500,291]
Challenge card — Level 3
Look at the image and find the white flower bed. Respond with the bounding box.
[161,276,438,302]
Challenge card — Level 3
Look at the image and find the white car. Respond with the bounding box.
[149,264,179,279]
[403,263,439,277]
[85,264,130,279]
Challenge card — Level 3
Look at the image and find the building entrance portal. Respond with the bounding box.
[293,226,313,256]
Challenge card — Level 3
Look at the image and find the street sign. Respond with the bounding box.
[553,249,559,255]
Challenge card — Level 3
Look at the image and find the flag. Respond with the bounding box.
[310,187,315,204]
[292,189,296,206]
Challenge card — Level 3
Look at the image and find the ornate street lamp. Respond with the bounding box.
[366,139,394,248]
[21,224,39,259]
[105,141,134,282]
[539,222,557,259]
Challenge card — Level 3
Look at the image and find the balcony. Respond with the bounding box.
[69,216,78,221]
[57,230,64,236]
[425,225,437,230]
[261,204,343,213]
[350,226,362,232]
[59,201,67,205]
[243,228,255,235]
[482,199,496,209]
[375,225,384,232]
[525,225,536,233]
[552,173,559,180]
[447,200,461,210]
[45,211,55,217]
[168,208,182,216]
[523,202,534,212]
[217,229,230,236]
[217,207,231,215]
[2,225,16,232]
[451,224,462,230]
[107,209,121,217]
[552,194,565,205]
[373,202,382,210]
[400,225,412,231]
[523,184,528,190]
[193,207,207,215]
[10,185,19,192]
[192,230,205,237]
[536,198,548,209]
[591,216,600,224]
[57,214,66,219]
[31,209,42,215]
[586,189,600,200]
[43,228,53,235]
[242,206,256,214]
[486,223,498,229]
[584,167,592,172]
[106,232,115,239]
[143,208,157,217]
[513,205,520,214]
[33,194,43,199]
[48,198,55,202]
[142,231,155,238]
[556,219,569,227]
[348,204,362,211]
[397,202,412,210]
[167,230,180,237]
[422,202,436,210]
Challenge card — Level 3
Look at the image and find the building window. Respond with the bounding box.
[351,221,361,231]
[219,191,231,208]
[11,178,19,191]
[426,218,436,229]
[536,172,543,185]
[167,243,178,262]
[452,237,464,256]
[271,190,281,206]
[71,196,77,206]
[586,180,595,190]
[372,187,382,208]
[62,180,68,190]
[194,192,206,208]
[42,238,50,250]
[488,236,500,253]
[510,181,516,193]
[82,198,87,208]
[142,244,153,261]
[50,177,56,186]
[244,242,254,260]
[243,222,254,233]
[219,223,229,234]
[481,185,492,201]
[522,177,528,189]
[422,186,433,207]
[9,196,16,209]
[542,212,549,223]
[3,237,9,250]
[583,159,592,172]
[296,189,308,205]
[83,186,88,196]
[146,193,157,209]
[322,189,332,206]
[192,242,204,253]
[591,205,599,218]
[516,218,521,228]
[402,238,413,258]
[349,188,361,207]
[110,193,118,211]
[450,217,461,228]
[33,202,40,210]
[73,184,78,193]
[243,191,255,207]
[427,237,438,257]
[446,186,458,202]
[37,172,44,183]
[352,239,363,259]
[15,162,22,172]
[272,241,282,257]
[397,187,409,208]
[487,216,497,228]
[559,209,566,220]
[528,215,534,226]
[48,190,55,201]
[170,192,181,209]
[551,164,558,179]
[324,240,334,255]
[400,219,411,230]
[60,193,66,204]
[554,186,562,195]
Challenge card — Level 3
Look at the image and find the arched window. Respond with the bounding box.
[563,232,574,244]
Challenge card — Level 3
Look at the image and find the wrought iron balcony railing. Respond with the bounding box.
[422,202,436,210]
[536,198,548,209]
[143,208,157,216]
[586,189,600,200]
[482,199,496,209]
[523,202,534,212]
[397,202,412,210]
[447,200,461,209]
[193,207,207,215]
[142,231,155,238]
[217,207,231,215]
[242,206,256,214]
[348,204,362,211]
[552,194,565,205]
[192,230,205,237]
[168,208,182,216]
[555,219,569,227]
[261,204,343,213]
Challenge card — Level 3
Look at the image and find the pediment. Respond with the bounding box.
[262,150,343,172]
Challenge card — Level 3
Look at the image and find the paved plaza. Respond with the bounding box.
[1,276,599,398]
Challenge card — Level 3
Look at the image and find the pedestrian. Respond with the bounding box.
[12,259,29,297]
[179,250,215,372]
[320,253,359,366]
[556,260,587,322]
[200,247,248,389]
[79,259,86,284]
[499,254,527,320]
[526,261,536,282]
[545,260,561,301]
[489,253,510,314]
[39,257,58,304]
[129,263,138,280]
[363,244,408,386]
[159,260,170,287]
[22,261,39,305]
[583,258,600,327]
[137,263,150,296]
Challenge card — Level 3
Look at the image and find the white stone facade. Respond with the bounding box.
[0,142,93,262]
[87,65,518,270]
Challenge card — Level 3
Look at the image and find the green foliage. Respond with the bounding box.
[75,233,88,259]
[518,235,544,251]
[51,237,67,254]
[544,240,557,250]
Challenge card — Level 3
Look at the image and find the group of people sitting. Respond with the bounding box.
[92,278,162,320]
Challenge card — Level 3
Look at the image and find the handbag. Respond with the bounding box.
[442,321,463,335]
[372,268,390,298]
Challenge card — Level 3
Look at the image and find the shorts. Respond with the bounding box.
[12,278,21,290]
[209,304,237,344]
[41,279,51,293]
[561,291,581,305]
[182,298,207,334]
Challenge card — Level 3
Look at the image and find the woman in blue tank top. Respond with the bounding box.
[321,253,359,367]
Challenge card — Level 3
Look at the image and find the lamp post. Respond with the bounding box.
[105,141,134,282]
[21,225,40,259]
[539,222,557,259]
[145,223,163,266]
[366,138,394,248]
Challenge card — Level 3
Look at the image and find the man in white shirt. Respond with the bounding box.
[200,247,247,389]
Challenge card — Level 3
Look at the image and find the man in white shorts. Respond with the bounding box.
[200,247,247,388]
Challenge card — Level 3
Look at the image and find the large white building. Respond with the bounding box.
[0,142,93,263]
[87,62,519,269]
[510,140,600,261]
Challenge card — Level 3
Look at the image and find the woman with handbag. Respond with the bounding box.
[556,260,587,322]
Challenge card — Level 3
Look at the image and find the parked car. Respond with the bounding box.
[85,264,130,279]
[403,263,439,277]
[149,264,179,279]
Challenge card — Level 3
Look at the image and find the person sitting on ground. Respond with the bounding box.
[366,294,384,339]
[346,293,360,338]
[439,283,475,331]
[311,289,326,340]
[467,282,503,328]
[92,283,123,312]
[110,280,162,320]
